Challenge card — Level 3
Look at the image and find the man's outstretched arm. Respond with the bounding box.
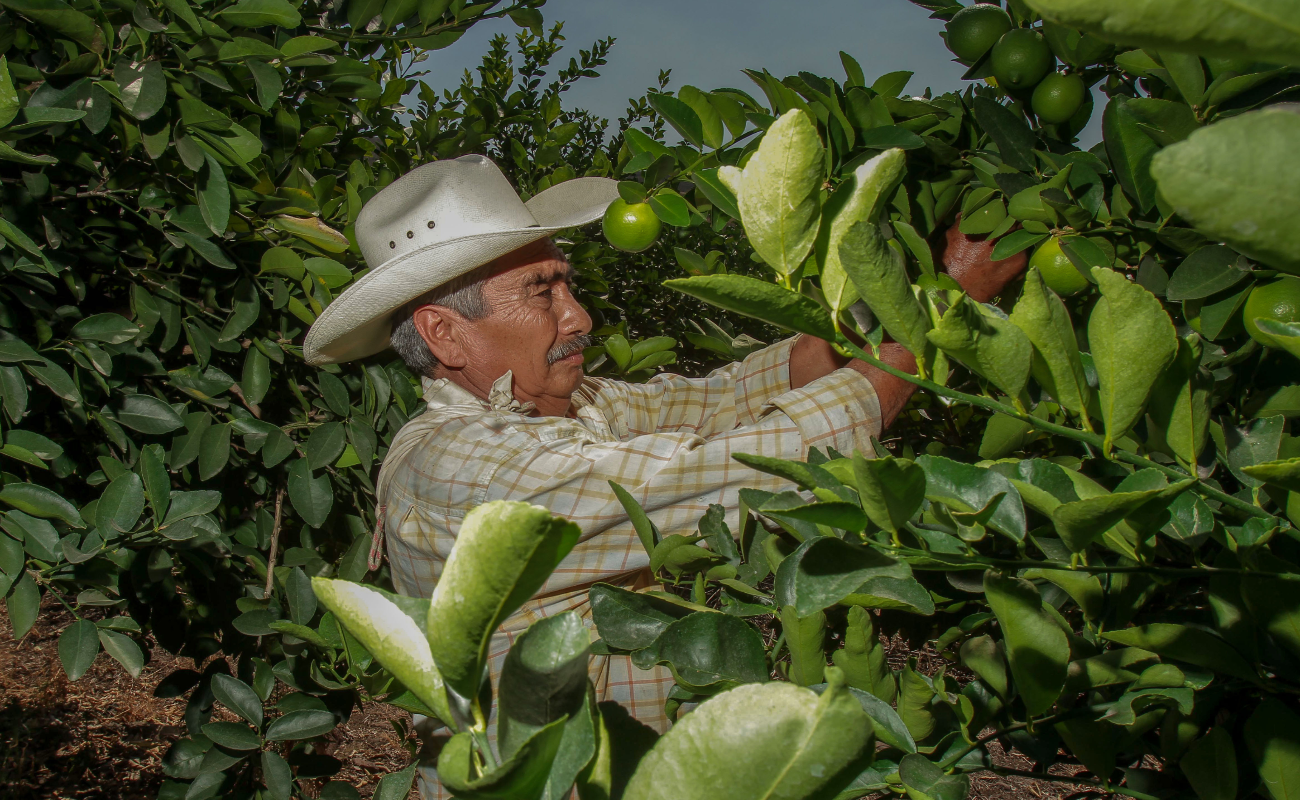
[788,222,1029,428]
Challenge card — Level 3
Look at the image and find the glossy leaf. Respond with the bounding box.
[984,572,1069,716]
[1089,267,1178,452]
[634,611,767,693]
[623,674,872,800]
[665,275,837,340]
[498,612,590,758]
[1101,624,1256,681]
[774,536,912,616]
[818,149,907,313]
[427,502,580,699]
[927,295,1032,399]
[1010,267,1091,416]
[1246,701,1300,800]
[58,618,100,680]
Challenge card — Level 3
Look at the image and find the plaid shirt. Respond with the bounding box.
[378,337,881,796]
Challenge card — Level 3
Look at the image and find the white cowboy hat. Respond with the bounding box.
[303,154,619,365]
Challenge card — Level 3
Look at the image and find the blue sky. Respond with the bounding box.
[411,0,1102,147]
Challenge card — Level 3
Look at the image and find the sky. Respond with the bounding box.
[410,0,1103,147]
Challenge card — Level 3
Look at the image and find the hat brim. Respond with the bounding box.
[303,177,618,366]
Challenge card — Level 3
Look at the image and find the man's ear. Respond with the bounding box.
[412,305,466,370]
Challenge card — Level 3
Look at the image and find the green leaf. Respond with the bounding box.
[839,218,931,359]
[1103,96,1160,213]
[0,482,85,527]
[898,753,970,800]
[851,453,926,534]
[647,92,705,148]
[818,149,907,313]
[97,629,144,678]
[723,109,824,278]
[1010,268,1091,416]
[312,578,451,724]
[691,168,741,221]
[0,0,104,52]
[96,472,145,533]
[990,229,1048,262]
[622,675,872,800]
[114,393,184,434]
[1180,726,1237,800]
[1151,106,1300,274]
[198,153,230,237]
[427,501,580,699]
[832,606,898,707]
[212,673,263,727]
[589,582,688,651]
[260,246,306,280]
[648,191,691,228]
[972,96,1036,172]
[665,275,837,340]
[1101,624,1256,681]
[114,59,166,120]
[498,612,590,759]
[984,572,1069,716]
[915,456,1027,542]
[960,634,1009,697]
[173,231,235,268]
[373,764,417,800]
[287,459,333,528]
[219,0,302,27]
[7,570,39,638]
[247,59,283,110]
[774,536,912,617]
[1243,457,1300,492]
[633,611,768,693]
[927,295,1032,399]
[265,709,336,741]
[1023,0,1300,67]
[71,313,140,344]
[287,567,317,625]
[1166,246,1252,302]
[1052,479,1194,552]
[0,57,18,128]
[306,422,346,470]
[58,618,100,680]
[1147,337,1212,467]
[1247,701,1300,800]
[679,85,725,149]
[896,661,935,741]
[781,606,826,686]
[1088,267,1178,452]
[197,423,231,481]
[437,722,566,799]
[201,721,261,750]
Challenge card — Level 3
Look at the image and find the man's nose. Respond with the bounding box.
[555,284,592,336]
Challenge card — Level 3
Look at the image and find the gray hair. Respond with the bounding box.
[389,265,493,377]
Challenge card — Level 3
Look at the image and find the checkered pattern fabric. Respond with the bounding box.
[376,337,882,798]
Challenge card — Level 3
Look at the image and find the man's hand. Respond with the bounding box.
[941,219,1030,303]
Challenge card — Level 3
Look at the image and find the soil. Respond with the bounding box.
[1,599,1090,800]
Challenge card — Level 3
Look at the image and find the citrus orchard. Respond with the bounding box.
[944,3,1013,61]
[602,199,662,253]
[1029,236,1090,296]
[1244,276,1300,346]
[1032,72,1086,124]
[991,28,1054,89]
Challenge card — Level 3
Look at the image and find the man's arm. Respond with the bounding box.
[789,222,1029,427]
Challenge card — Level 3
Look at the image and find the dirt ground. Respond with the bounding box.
[1,600,1087,800]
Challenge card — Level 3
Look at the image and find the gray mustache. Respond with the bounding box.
[547,334,595,364]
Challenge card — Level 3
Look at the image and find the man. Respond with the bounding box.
[304,155,1023,794]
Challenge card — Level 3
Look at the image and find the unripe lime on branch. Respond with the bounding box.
[1244,277,1300,347]
[1032,72,1086,124]
[944,3,1013,61]
[603,199,662,253]
[991,28,1054,89]
[1029,237,1089,296]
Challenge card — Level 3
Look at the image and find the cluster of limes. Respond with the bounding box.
[945,3,1086,125]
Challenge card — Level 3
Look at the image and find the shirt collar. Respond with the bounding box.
[422,370,536,414]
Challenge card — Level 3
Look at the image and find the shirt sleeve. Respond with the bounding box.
[581,337,800,441]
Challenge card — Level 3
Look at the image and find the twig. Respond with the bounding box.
[264,488,285,599]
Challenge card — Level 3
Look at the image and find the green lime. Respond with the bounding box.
[945,4,1014,61]
[602,199,661,253]
[991,28,1054,89]
[1029,237,1089,296]
[1032,72,1086,124]
[1244,277,1300,346]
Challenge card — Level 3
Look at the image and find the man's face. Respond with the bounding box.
[419,238,593,417]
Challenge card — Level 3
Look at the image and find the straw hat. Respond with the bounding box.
[303,154,618,365]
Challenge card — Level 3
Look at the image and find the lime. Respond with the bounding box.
[945,4,1013,62]
[1029,237,1089,296]
[991,28,1054,89]
[1244,277,1300,346]
[1032,72,1086,124]
[602,199,661,253]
